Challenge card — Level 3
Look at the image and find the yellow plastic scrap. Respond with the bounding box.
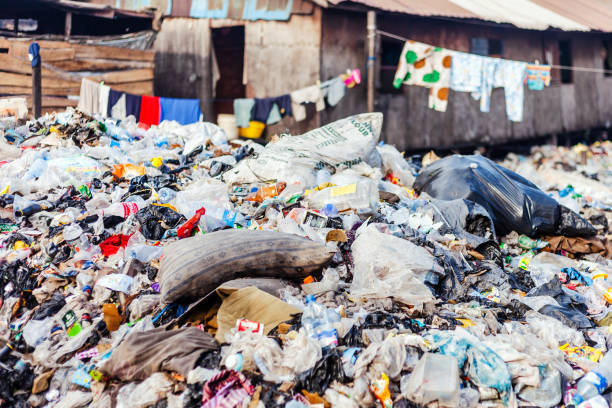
[150,157,163,168]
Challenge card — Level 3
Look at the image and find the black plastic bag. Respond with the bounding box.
[134,205,186,240]
[294,351,346,394]
[31,293,65,320]
[539,304,593,329]
[414,155,596,237]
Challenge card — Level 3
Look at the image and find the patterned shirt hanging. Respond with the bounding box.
[393,40,453,112]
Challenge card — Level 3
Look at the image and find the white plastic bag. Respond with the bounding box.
[224,113,383,186]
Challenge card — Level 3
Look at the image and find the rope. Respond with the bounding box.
[376,29,612,75]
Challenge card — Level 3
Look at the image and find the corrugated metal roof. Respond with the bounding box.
[531,0,612,32]
[447,0,589,31]
[329,0,612,32]
[329,0,478,18]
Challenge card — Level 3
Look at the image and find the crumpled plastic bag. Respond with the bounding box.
[350,224,444,307]
[427,328,513,404]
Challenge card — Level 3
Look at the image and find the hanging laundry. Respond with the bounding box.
[233,99,255,128]
[77,78,100,115]
[290,85,325,122]
[525,64,551,90]
[449,51,484,93]
[159,97,201,125]
[341,69,361,88]
[321,77,346,107]
[473,58,527,122]
[98,84,110,118]
[108,91,126,120]
[251,95,292,123]
[139,95,161,128]
[125,93,141,120]
[266,104,282,125]
[393,40,453,112]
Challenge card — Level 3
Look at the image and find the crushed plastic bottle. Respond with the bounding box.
[301,295,340,351]
[573,350,612,405]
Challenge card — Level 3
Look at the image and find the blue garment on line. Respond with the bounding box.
[159,97,202,125]
[233,99,255,127]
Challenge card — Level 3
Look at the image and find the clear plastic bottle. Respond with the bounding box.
[76,272,93,296]
[306,180,379,211]
[205,205,250,228]
[157,187,177,204]
[573,350,612,404]
[301,295,340,351]
[245,182,287,203]
[101,201,141,218]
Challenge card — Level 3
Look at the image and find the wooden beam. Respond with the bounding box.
[64,12,72,41]
[89,68,154,84]
[32,60,41,118]
[111,81,154,95]
[9,44,75,62]
[0,54,65,78]
[0,72,80,88]
[74,44,154,62]
[51,58,154,72]
[26,96,78,108]
[0,86,81,96]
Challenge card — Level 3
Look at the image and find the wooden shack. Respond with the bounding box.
[0,0,156,115]
[8,0,612,150]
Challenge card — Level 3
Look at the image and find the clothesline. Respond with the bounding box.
[376,29,612,75]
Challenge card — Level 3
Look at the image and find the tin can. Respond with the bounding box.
[235,319,264,335]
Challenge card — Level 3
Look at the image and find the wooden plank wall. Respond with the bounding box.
[0,37,154,116]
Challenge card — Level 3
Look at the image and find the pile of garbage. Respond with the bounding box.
[1,108,612,408]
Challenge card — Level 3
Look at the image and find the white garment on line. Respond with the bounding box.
[98,84,110,117]
[290,84,325,122]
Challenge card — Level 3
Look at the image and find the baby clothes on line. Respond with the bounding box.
[393,40,453,112]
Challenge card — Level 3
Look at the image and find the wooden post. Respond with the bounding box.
[32,56,41,119]
[13,19,18,33]
[367,11,376,112]
[64,12,72,40]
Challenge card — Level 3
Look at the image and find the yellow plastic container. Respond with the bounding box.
[238,121,265,139]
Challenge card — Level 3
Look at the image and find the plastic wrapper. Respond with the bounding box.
[401,353,460,407]
[350,224,444,307]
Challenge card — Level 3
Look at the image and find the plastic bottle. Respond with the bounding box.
[63,224,84,247]
[316,169,332,186]
[101,201,141,218]
[76,272,93,296]
[245,182,287,203]
[306,180,379,211]
[301,295,340,350]
[157,187,176,204]
[204,205,250,228]
[577,394,611,408]
[124,195,147,208]
[573,350,612,404]
[25,158,48,180]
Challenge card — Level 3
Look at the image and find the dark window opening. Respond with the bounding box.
[559,40,572,83]
[604,41,612,77]
[379,39,403,94]
[471,38,503,57]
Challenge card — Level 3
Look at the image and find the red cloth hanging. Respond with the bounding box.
[139,95,160,128]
